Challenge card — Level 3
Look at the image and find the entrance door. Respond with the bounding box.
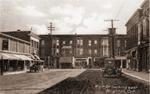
[0,60,4,75]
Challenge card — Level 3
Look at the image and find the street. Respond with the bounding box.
[0,69,85,94]
[0,69,149,94]
[39,70,149,94]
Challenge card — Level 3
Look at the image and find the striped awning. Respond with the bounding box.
[14,54,33,61]
[0,53,33,61]
[0,53,19,60]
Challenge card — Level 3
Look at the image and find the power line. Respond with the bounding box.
[115,0,127,19]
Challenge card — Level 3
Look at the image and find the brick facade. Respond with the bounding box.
[40,34,127,68]
[2,30,40,55]
[0,33,31,75]
[125,0,149,72]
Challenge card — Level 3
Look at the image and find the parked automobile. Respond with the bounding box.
[102,58,122,78]
[30,64,40,72]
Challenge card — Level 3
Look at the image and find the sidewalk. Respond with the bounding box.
[122,69,150,86]
[0,69,86,94]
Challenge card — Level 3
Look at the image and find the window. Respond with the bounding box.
[125,40,127,48]
[35,42,39,48]
[77,39,80,45]
[80,40,83,46]
[143,20,147,37]
[101,38,108,46]
[88,49,91,55]
[101,38,109,56]
[70,40,73,44]
[94,40,97,44]
[140,23,143,40]
[56,49,59,53]
[31,40,34,47]
[146,19,149,36]
[63,41,66,44]
[94,49,97,54]
[88,40,91,46]
[2,39,9,50]
[56,40,59,46]
[117,49,120,56]
[117,40,120,47]
[70,50,72,54]
[79,48,83,55]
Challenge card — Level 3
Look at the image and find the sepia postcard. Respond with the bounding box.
[0,0,149,94]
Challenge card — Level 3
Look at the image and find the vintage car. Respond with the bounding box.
[102,58,122,77]
[30,64,40,72]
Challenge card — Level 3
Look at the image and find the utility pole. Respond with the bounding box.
[48,22,55,68]
[48,22,55,35]
[104,19,119,58]
[74,33,77,68]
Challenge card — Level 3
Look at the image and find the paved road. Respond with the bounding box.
[0,69,85,94]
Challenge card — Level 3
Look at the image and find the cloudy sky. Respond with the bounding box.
[0,0,144,35]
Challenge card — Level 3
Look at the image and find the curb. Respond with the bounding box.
[122,72,150,86]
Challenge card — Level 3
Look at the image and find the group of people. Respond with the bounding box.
[29,64,44,72]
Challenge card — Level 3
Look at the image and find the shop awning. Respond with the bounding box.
[14,54,33,61]
[59,57,72,63]
[34,55,40,60]
[0,53,33,61]
[0,53,19,60]
[21,55,33,61]
[115,56,127,60]
[27,54,36,60]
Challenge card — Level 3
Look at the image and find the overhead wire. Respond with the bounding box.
[114,0,127,19]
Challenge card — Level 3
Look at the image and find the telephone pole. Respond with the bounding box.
[48,22,55,35]
[48,22,55,68]
[104,19,119,58]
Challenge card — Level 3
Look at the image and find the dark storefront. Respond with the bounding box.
[0,53,32,75]
[138,44,149,72]
[59,57,73,68]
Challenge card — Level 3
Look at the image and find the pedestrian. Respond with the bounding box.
[40,64,44,72]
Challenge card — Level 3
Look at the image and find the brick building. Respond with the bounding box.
[125,9,142,71]
[0,33,32,75]
[39,32,127,69]
[125,0,149,72]
[0,30,43,75]
[138,0,149,72]
[2,30,40,56]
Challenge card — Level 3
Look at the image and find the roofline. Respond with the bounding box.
[39,34,126,36]
[125,9,142,26]
[141,0,149,7]
[1,30,40,39]
[0,32,30,44]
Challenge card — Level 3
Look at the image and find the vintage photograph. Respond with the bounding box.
[0,0,149,94]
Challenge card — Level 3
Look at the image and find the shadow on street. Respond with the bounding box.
[38,70,149,94]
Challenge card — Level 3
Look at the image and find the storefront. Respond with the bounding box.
[126,47,138,71]
[59,57,73,68]
[115,56,127,68]
[0,52,33,75]
[94,57,107,68]
[74,58,89,68]
[138,43,149,72]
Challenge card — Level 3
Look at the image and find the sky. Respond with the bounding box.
[0,0,145,35]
